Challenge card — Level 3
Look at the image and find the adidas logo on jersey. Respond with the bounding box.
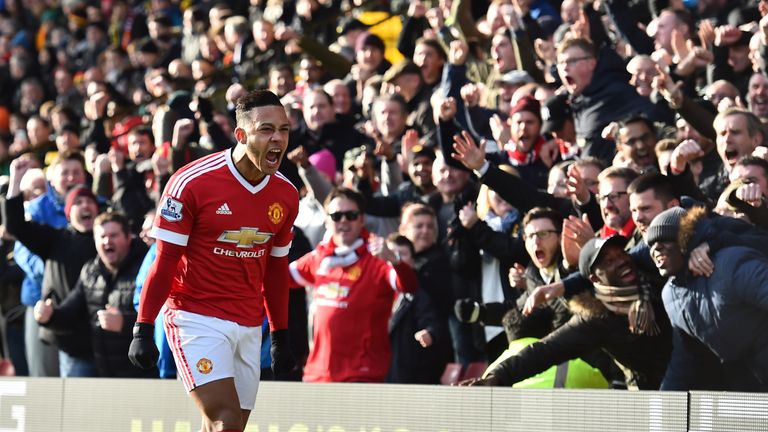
[216,203,232,215]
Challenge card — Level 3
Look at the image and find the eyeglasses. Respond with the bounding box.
[598,191,628,204]
[557,56,593,67]
[329,210,360,222]
[524,230,559,241]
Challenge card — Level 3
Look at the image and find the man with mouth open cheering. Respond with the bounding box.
[4,157,100,377]
[129,90,299,432]
[463,235,672,390]
[556,37,672,165]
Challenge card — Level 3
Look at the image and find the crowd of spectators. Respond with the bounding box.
[0,0,767,391]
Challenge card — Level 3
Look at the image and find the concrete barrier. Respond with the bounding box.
[0,378,763,431]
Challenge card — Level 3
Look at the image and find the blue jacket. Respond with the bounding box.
[662,246,768,391]
[14,242,43,306]
[26,184,68,228]
[16,185,67,306]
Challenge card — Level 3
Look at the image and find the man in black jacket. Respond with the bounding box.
[3,158,98,377]
[464,235,672,390]
[665,109,764,204]
[451,131,604,230]
[557,38,673,163]
[382,60,435,140]
[109,126,158,234]
[454,207,572,356]
[34,212,155,378]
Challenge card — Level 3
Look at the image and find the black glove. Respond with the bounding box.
[454,298,485,323]
[270,329,296,380]
[128,322,159,370]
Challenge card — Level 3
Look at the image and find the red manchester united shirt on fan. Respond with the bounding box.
[290,247,399,382]
[151,150,298,327]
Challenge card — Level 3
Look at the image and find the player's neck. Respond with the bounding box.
[232,145,266,184]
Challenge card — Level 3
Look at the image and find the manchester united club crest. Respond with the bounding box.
[347,265,361,281]
[196,358,213,374]
[267,202,284,224]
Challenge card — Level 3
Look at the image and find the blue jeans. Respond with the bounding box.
[59,351,97,378]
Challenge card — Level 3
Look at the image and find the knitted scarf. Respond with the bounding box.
[592,273,659,336]
[315,228,370,275]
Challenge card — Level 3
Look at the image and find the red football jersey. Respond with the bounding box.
[151,150,298,326]
[290,246,398,382]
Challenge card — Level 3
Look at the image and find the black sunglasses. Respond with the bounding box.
[329,210,360,222]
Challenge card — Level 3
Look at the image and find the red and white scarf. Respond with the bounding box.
[315,228,370,274]
[505,136,545,166]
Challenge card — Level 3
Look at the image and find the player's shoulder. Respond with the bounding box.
[173,151,228,178]
[166,151,228,198]
[270,170,299,197]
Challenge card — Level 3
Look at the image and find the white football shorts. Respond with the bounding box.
[163,308,262,409]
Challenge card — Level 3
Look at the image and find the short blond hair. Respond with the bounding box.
[714,107,764,139]
[399,202,437,233]
[556,37,596,57]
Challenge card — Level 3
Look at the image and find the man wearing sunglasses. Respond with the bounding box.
[289,187,417,383]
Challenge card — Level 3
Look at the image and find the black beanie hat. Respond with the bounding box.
[646,207,686,246]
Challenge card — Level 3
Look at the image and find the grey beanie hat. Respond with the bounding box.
[646,207,686,246]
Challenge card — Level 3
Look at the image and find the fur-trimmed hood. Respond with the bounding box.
[677,206,764,255]
[568,291,609,318]
[678,206,708,253]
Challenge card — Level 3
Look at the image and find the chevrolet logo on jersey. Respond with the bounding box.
[217,227,273,248]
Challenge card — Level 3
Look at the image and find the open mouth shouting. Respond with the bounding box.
[79,209,94,224]
[534,249,548,266]
[265,148,283,169]
[634,147,654,167]
[562,74,578,93]
[724,148,740,167]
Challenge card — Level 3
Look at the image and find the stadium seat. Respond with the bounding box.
[440,363,463,385]
[460,362,488,381]
[0,358,15,376]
